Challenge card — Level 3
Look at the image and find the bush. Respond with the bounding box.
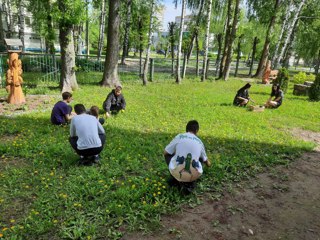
[274,67,289,93]
[309,73,320,101]
[293,72,315,84]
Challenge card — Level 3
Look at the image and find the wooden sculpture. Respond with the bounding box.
[6,52,26,104]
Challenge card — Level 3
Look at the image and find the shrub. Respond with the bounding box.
[309,73,320,101]
[293,72,307,84]
[274,67,289,93]
[293,72,315,84]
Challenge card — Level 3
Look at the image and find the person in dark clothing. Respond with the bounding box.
[233,83,252,107]
[265,84,284,108]
[102,85,126,118]
[51,92,74,125]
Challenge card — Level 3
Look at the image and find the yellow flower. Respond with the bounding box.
[0,233,3,238]
[10,219,15,223]
[53,220,58,223]
[2,228,8,232]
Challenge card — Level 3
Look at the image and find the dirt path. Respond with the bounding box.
[124,130,320,240]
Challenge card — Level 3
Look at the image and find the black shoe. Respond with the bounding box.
[93,155,101,165]
[180,182,196,195]
[167,176,180,187]
[78,156,93,166]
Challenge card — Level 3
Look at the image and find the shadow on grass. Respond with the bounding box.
[0,114,311,184]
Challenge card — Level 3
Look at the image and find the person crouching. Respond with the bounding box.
[69,104,106,165]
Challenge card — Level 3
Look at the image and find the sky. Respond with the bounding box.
[162,0,191,31]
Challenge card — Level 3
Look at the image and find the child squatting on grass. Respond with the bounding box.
[102,85,126,118]
[69,104,106,166]
[51,92,75,125]
[233,83,252,107]
[163,120,211,195]
[264,84,284,109]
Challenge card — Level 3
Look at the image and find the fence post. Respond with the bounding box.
[149,58,154,82]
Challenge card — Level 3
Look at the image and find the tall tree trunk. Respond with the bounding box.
[138,17,143,77]
[85,0,90,57]
[271,0,293,68]
[253,0,281,78]
[195,33,199,76]
[121,0,132,65]
[0,4,5,48]
[143,1,155,85]
[186,0,204,62]
[3,0,14,38]
[218,0,232,79]
[100,0,121,87]
[248,36,258,76]
[215,33,222,76]
[168,22,176,75]
[275,0,306,69]
[176,0,186,84]
[201,0,213,81]
[234,34,243,77]
[98,0,107,61]
[222,0,240,81]
[282,20,299,68]
[59,27,78,92]
[18,1,25,52]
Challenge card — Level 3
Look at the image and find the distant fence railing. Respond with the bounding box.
[0,52,314,86]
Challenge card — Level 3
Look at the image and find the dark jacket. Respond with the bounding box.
[102,90,126,113]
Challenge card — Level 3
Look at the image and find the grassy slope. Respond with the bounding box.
[0,75,319,239]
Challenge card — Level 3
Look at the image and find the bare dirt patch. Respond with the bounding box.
[123,130,320,240]
[0,94,55,116]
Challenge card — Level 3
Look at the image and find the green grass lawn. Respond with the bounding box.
[0,75,319,239]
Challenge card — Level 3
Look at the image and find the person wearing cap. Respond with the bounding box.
[102,85,126,118]
[163,120,211,195]
[264,84,284,108]
[233,83,252,107]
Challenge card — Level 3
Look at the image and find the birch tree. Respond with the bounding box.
[142,0,155,85]
[175,0,186,83]
[121,0,132,65]
[97,0,107,61]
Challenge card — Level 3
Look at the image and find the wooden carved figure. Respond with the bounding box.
[262,60,271,84]
[6,52,26,104]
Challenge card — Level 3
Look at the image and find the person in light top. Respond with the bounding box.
[164,120,211,194]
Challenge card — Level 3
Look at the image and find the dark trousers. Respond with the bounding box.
[69,134,106,157]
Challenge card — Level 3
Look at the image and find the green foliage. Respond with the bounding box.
[275,67,289,93]
[309,74,320,101]
[0,75,319,239]
[293,72,315,84]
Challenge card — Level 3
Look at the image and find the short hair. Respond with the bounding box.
[115,85,122,90]
[62,92,72,100]
[74,104,86,115]
[186,120,199,133]
[90,106,99,118]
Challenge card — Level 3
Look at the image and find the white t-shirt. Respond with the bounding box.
[70,114,105,150]
[165,132,208,182]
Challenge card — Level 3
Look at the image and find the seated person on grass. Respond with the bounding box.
[233,83,251,107]
[69,104,106,165]
[163,120,211,195]
[51,92,74,125]
[264,84,284,109]
[102,85,126,118]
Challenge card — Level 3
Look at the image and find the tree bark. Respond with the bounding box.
[275,0,306,69]
[98,0,107,61]
[168,22,176,75]
[271,0,293,68]
[215,33,222,76]
[222,0,240,81]
[253,0,281,78]
[201,0,213,81]
[85,0,90,57]
[176,0,186,84]
[59,27,78,92]
[234,34,243,77]
[143,1,155,85]
[121,0,132,65]
[218,0,232,79]
[18,1,25,52]
[100,0,121,87]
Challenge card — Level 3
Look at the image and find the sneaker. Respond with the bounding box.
[93,155,100,164]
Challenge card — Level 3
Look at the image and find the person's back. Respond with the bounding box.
[70,114,102,150]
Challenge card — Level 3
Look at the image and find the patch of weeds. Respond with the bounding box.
[272,183,289,192]
[227,205,245,215]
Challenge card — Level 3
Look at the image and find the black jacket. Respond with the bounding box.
[102,90,126,113]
